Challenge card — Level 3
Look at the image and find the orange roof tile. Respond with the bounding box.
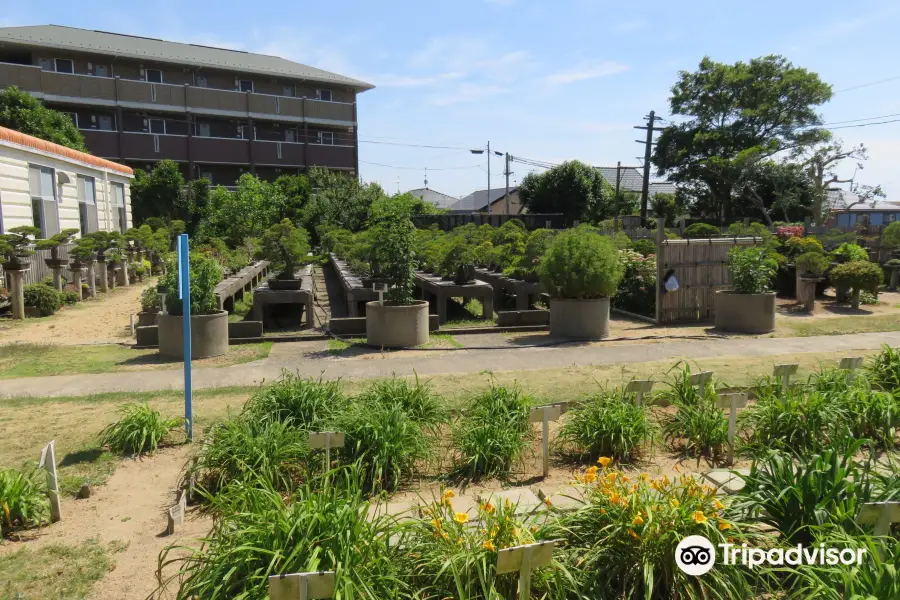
[0,126,133,176]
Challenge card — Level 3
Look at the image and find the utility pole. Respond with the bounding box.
[614,161,622,212]
[504,153,513,214]
[634,111,665,226]
[487,141,491,215]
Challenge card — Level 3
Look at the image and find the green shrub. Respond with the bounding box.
[611,231,632,249]
[191,416,311,496]
[371,216,417,304]
[451,386,532,480]
[612,249,656,317]
[539,225,624,299]
[0,467,48,535]
[631,238,656,256]
[60,290,80,305]
[140,285,160,313]
[99,403,182,455]
[832,242,869,262]
[437,236,474,278]
[867,345,900,392]
[159,253,223,315]
[158,469,402,600]
[354,377,447,430]
[233,297,252,317]
[795,251,830,275]
[257,219,311,279]
[337,400,433,492]
[242,371,345,430]
[783,236,824,258]
[23,283,61,316]
[727,246,778,294]
[556,390,653,461]
[886,258,900,267]
[831,260,883,296]
[548,468,759,599]
[682,222,720,238]
[884,221,900,248]
[662,395,729,458]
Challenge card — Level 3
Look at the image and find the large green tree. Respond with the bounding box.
[201,174,287,246]
[652,55,832,223]
[519,160,615,223]
[303,168,383,234]
[131,160,185,225]
[0,86,87,151]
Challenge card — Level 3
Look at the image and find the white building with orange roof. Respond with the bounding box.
[0,126,133,237]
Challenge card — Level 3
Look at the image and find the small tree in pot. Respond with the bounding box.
[715,246,779,333]
[35,228,79,291]
[157,253,227,359]
[365,215,429,348]
[0,226,40,270]
[69,238,97,299]
[258,219,311,290]
[794,251,830,311]
[538,225,624,339]
[830,261,883,310]
[884,221,900,262]
[438,237,476,284]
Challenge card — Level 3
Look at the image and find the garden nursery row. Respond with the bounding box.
[3,346,900,599]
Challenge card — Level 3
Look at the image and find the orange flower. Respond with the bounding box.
[718,522,732,531]
[586,466,599,475]
[692,511,707,524]
[454,512,469,524]
[713,499,725,510]
[670,499,680,508]
[583,471,598,484]
[430,518,442,530]
[480,502,495,514]
[628,529,640,539]
[483,540,496,551]
[607,472,618,483]
[640,473,649,482]
[441,490,455,506]
[597,456,612,468]
[673,465,681,473]
[543,497,552,507]
[631,514,645,526]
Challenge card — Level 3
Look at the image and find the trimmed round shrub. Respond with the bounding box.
[831,260,883,293]
[538,225,624,299]
[682,222,720,239]
[882,221,900,247]
[60,290,80,305]
[727,246,778,294]
[23,283,61,316]
[632,238,656,256]
[784,236,824,258]
[795,251,830,276]
[832,242,869,263]
[886,258,900,267]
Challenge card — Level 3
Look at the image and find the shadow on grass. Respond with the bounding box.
[59,446,107,467]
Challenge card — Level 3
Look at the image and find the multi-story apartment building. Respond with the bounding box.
[0,25,373,186]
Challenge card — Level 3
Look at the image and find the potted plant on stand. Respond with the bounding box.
[715,246,779,333]
[35,228,79,291]
[883,222,900,290]
[157,253,227,359]
[0,226,40,320]
[88,231,123,293]
[794,252,830,312]
[138,286,161,326]
[438,237,476,285]
[538,224,625,339]
[365,215,430,348]
[830,261,883,310]
[68,238,97,299]
[258,219,311,290]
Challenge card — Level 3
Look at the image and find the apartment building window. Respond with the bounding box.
[282,85,293,97]
[145,69,163,83]
[97,115,114,131]
[285,128,297,143]
[196,76,208,87]
[94,64,109,77]
[317,89,332,102]
[148,118,166,134]
[239,80,254,93]
[317,131,334,145]
[39,58,74,73]
[111,182,127,233]
[196,122,211,137]
[29,165,59,238]
[77,175,99,234]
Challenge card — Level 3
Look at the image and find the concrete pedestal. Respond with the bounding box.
[51,267,63,292]
[86,261,97,298]
[98,260,109,292]
[68,268,83,300]
[8,269,26,320]
[116,259,129,286]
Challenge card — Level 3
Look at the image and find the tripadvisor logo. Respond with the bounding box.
[675,535,867,575]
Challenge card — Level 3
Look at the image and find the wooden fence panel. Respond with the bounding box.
[1,243,73,289]
[655,237,761,324]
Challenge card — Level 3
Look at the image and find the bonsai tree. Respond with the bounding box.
[538,225,624,299]
[0,225,40,269]
[795,252,830,278]
[88,231,124,261]
[783,236,824,260]
[438,236,475,282]
[683,222,720,239]
[257,219,311,280]
[727,246,779,294]
[68,237,97,265]
[831,242,869,263]
[830,261,883,309]
[883,221,900,254]
[139,285,161,314]
[372,216,417,304]
[35,228,79,263]
[158,253,223,315]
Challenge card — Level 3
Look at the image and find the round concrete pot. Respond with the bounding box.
[365,300,429,348]
[549,297,610,339]
[714,291,776,333]
[158,310,229,359]
[137,311,159,327]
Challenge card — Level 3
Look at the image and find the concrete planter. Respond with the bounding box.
[267,277,303,290]
[158,311,229,359]
[365,300,429,348]
[549,297,610,339]
[137,311,159,327]
[714,291,776,333]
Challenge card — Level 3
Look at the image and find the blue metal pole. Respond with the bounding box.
[178,233,193,440]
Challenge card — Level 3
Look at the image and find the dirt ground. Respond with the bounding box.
[0,279,153,346]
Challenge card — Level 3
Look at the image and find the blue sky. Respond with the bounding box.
[4,0,900,199]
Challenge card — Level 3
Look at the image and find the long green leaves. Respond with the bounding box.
[242,371,345,429]
[98,402,182,455]
[556,389,653,461]
[1,466,49,536]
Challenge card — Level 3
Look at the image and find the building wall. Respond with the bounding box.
[0,142,132,235]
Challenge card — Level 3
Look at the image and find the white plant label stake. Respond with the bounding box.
[857,502,900,536]
[309,432,345,471]
[529,405,563,478]
[37,440,61,522]
[373,282,388,305]
[840,356,864,381]
[167,489,187,535]
[772,364,799,390]
[269,571,335,600]
[716,392,748,466]
[496,540,559,599]
[625,380,654,407]
[690,371,713,398]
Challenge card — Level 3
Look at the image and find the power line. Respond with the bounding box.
[835,75,900,94]
[360,160,481,171]
[825,118,900,130]
[357,139,470,150]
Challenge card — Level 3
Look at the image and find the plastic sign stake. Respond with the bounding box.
[772,364,799,390]
[689,371,713,398]
[840,356,864,381]
[269,571,335,600]
[625,380,654,407]
[309,432,346,471]
[716,392,748,466]
[373,282,388,305]
[178,234,193,440]
[496,540,560,599]
[530,405,563,478]
[37,440,61,522]
[857,502,900,536]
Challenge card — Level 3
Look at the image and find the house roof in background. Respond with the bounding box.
[829,189,900,211]
[0,25,374,90]
[595,166,676,195]
[0,125,133,176]
[408,187,458,209]
[448,187,518,212]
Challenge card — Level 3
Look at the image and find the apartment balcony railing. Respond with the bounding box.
[79,129,119,158]
[0,62,357,125]
[307,143,355,169]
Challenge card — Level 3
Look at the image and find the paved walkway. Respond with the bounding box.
[2,331,899,399]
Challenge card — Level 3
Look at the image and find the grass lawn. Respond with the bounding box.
[0,342,272,379]
[2,538,126,599]
[782,314,900,337]
[327,333,462,355]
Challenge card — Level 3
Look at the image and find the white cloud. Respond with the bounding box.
[374,72,464,87]
[428,83,509,106]
[542,61,629,85]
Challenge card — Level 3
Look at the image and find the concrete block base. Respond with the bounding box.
[497,310,550,327]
